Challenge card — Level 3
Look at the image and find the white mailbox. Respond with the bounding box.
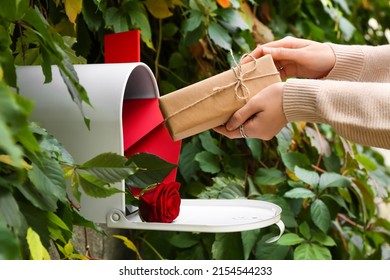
[17,63,284,241]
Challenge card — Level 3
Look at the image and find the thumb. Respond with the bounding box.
[226,101,258,131]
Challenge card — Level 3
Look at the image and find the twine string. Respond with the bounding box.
[212,50,258,101]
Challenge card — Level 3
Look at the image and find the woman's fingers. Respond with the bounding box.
[214,83,287,141]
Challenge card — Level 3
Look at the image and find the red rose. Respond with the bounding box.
[138,182,181,223]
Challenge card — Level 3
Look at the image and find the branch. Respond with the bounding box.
[337,213,364,230]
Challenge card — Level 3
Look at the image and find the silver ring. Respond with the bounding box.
[239,124,248,138]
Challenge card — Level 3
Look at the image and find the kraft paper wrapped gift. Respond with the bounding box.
[159,54,281,141]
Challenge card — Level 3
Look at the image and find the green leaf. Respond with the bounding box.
[323,151,342,173]
[195,151,221,174]
[0,84,24,165]
[281,151,311,171]
[304,126,331,157]
[197,176,245,199]
[105,7,128,32]
[26,227,51,260]
[169,232,199,249]
[335,0,352,14]
[63,241,75,256]
[22,8,56,83]
[40,47,52,83]
[355,154,377,171]
[247,176,260,197]
[294,243,331,260]
[322,3,355,41]
[199,131,225,155]
[82,0,103,32]
[277,233,305,246]
[16,181,58,212]
[0,26,17,88]
[351,179,376,219]
[219,182,245,199]
[208,21,232,50]
[78,173,123,198]
[71,209,106,234]
[338,16,356,41]
[14,109,41,155]
[257,194,297,228]
[223,154,245,178]
[276,127,292,154]
[279,0,302,17]
[254,168,286,186]
[217,8,249,31]
[162,22,179,38]
[31,122,74,164]
[23,7,92,126]
[47,212,71,232]
[126,153,177,188]
[0,223,21,260]
[319,172,350,191]
[294,166,319,188]
[245,138,262,162]
[0,118,23,166]
[310,199,331,233]
[312,232,336,247]
[212,232,244,260]
[233,32,251,53]
[255,234,290,260]
[284,188,315,199]
[169,52,187,69]
[128,2,154,49]
[58,66,91,129]
[71,172,82,203]
[321,193,353,217]
[299,222,311,240]
[183,24,205,46]
[47,212,72,244]
[0,0,29,21]
[0,83,37,160]
[183,10,203,32]
[241,229,260,260]
[28,155,67,203]
[80,152,136,183]
[179,138,201,183]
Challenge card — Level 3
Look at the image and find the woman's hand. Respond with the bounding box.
[213,82,287,140]
[243,36,336,80]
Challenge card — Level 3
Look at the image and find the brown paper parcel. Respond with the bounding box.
[159,54,281,141]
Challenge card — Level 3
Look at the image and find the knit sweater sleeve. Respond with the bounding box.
[283,43,390,149]
[326,43,390,82]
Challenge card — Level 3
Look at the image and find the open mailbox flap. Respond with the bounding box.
[17,63,284,239]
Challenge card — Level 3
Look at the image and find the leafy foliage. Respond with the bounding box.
[1,0,390,260]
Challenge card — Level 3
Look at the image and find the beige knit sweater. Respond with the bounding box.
[283,43,390,149]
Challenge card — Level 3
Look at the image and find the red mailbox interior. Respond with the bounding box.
[105,30,181,184]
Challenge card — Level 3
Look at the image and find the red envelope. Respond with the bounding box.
[122,98,181,183]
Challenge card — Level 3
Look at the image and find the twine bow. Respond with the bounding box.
[212,50,259,102]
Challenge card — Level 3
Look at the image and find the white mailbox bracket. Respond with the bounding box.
[17,63,284,239]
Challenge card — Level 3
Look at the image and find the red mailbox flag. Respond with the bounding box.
[104,30,181,183]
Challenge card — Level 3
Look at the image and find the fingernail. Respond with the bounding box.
[226,123,234,131]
